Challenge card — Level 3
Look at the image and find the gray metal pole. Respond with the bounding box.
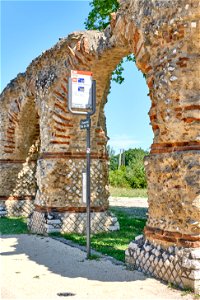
[86,114,91,258]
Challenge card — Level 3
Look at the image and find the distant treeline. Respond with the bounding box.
[108,147,149,189]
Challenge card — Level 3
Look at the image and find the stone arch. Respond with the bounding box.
[1,0,199,292]
[14,96,40,160]
[0,85,40,216]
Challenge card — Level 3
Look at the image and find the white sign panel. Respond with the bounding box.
[71,70,93,109]
[82,171,87,204]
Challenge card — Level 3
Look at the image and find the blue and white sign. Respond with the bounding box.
[70,70,93,109]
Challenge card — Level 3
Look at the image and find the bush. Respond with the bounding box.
[108,147,148,189]
[109,167,130,188]
[109,155,118,171]
[125,163,147,188]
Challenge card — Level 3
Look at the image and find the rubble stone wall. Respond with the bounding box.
[0,0,199,292]
[126,235,200,293]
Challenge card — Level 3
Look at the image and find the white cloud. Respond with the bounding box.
[107,134,141,153]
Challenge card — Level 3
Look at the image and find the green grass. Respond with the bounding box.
[168,283,200,299]
[0,210,146,263]
[181,289,200,299]
[0,217,29,235]
[51,208,146,262]
[87,254,101,260]
[109,186,147,198]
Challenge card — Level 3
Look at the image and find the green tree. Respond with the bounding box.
[109,167,130,188]
[125,148,148,188]
[85,0,135,84]
[107,145,118,171]
[85,0,119,31]
[108,148,149,189]
[107,145,115,157]
[124,148,149,166]
[125,160,147,188]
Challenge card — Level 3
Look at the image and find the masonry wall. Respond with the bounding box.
[0,0,199,292]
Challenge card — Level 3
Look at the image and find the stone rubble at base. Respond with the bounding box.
[0,201,34,218]
[0,205,6,217]
[27,210,120,235]
[126,235,200,293]
[0,200,120,234]
[0,0,200,293]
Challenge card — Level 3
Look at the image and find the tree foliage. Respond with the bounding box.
[107,145,118,170]
[109,167,130,188]
[85,0,135,84]
[85,0,119,31]
[108,148,149,189]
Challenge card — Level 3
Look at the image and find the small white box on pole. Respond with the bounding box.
[82,170,87,204]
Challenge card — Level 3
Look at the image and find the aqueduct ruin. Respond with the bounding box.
[0,0,199,293]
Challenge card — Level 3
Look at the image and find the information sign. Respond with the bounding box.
[68,70,96,259]
[70,70,93,109]
[80,118,91,129]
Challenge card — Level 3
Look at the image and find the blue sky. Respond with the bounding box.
[1,0,153,153]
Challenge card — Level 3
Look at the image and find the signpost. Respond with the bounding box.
[68,70,96,259]
[68,70,95,114]
[80,118,90,129]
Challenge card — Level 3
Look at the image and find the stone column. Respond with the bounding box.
[28,73,120,234]
[125,0,200,293]
[1,0,199,292]
[0,84,39,217]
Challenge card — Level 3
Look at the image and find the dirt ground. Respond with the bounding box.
[1,234,194,300]
[109,196,148,218]
[109,196,148,208]
[0,198,195,300]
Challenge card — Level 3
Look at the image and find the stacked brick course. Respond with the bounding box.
[0,0,199,292]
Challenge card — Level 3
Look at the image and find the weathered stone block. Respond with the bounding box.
[1,0,200,293]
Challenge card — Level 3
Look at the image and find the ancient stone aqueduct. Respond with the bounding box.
[0,0,199,293]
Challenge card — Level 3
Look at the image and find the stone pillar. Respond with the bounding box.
[125,0,200,293]
[28,76,120,234]
[0,86,39,217]
[29,155,119,234]
[1,0,199,292]
[0,157,37,218]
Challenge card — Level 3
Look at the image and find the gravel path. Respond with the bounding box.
[1,234,193,300]
[109,196,148,219]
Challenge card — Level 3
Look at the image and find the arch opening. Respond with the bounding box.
[0,96,40,217]
[104,57,153,204]
[1,0,200,292]
[15,97,40,160]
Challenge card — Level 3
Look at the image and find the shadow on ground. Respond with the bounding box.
[1,234,148,283]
